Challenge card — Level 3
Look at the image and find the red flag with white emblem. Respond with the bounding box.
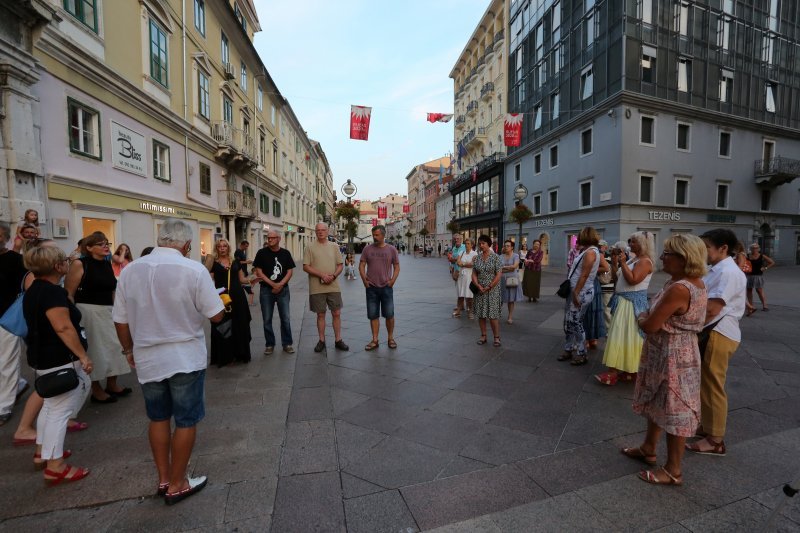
[427,113,454,123]
[504,113,523,147]
[350,105,372,141]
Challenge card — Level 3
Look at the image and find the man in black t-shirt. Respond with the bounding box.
[253,231,296,355]
[0,222,29,425]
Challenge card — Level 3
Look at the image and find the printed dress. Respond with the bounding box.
[563,247,599,357]
[501,253,523,303]
[633,280,707,437]
[472,252,502,319]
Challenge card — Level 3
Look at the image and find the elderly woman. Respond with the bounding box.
[595,232,655,385]
[685,229,746,457]
[205,239,252,366]
[623,234,708,486]
[522,239,544,302]
[500,240,523,324]
[455,238,478,319]
[471,235,503,347]
[23,245,92,484]
[65,232,130,404]
[559,227,601,366]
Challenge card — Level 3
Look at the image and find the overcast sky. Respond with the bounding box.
[253,0,487,200]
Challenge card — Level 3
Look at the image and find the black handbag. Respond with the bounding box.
[557,251,588,298]
[35,367,79,398]
[214,317,233,339]
[469,281,480,295]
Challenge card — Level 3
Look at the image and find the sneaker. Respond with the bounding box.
[164,476,208,505]
[334,339,349,351]
[283,345,295,354]
[314,340,326,353]
[264,346,274,356]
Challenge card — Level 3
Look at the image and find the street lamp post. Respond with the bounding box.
[513,183,529,247]
[340,179,358,252]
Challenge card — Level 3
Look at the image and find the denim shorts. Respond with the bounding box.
[141,370,206,428]
[366,285,394,320]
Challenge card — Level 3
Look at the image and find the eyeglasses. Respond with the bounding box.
[92,241,110,248]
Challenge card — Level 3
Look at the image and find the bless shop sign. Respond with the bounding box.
[111,121,147,177]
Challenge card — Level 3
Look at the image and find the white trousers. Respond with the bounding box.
[0,327,23,416]
[36,363,90,460]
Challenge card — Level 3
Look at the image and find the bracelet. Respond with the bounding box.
[121,348,133,355]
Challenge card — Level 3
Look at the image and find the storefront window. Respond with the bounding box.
[82,217,115,245]
[490,177,500,210]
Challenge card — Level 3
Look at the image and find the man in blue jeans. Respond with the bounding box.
[253,231,295,355]
[359,225,400,351]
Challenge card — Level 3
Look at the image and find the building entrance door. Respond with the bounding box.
[758,223,774,257]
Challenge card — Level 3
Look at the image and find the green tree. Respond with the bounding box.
[335,201,360,252]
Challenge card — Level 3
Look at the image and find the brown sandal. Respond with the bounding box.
[638,466,682,486]
[387,339,397,349]
[364,340,379,351]
[621,446,656,466]
[685,437,726,456]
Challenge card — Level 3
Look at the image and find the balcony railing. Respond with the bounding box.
[211,121,256,168]
[494,30,504,45]
[449,152,506,191]
[218,189,257,219]
[754,156,800,187]
[480,82,494,99]
[466,100,479,115]
[469,67,478,79]
[485,45,494,57]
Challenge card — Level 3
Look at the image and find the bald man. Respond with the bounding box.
[253,231,296,355]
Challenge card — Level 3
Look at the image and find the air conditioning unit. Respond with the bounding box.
[223,62,235,80]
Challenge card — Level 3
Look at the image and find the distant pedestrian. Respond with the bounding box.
[437,243,442,257]
[253,231,295,355]
[111,243,133,279]
[500,240,523,324]
[360,226,400,351]
[597,240,615,330]
[583,247,610,350]
[472,235,503,347]
[559,227,600,366]
[303,223,348,353]
[745,242,774,313]
[522,239,544,302]
[733,242,756,316]
[455,238,478,319]
[113,218,224,504]
[447,234,466,317]
[234,240,255,306]
[344,253,357,280]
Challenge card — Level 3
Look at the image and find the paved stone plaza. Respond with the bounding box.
[1,255,799,532]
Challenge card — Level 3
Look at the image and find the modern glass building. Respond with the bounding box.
[505,0,800,266]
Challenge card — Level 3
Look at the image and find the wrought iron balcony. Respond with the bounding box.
[469,67,478,79]
[754,157,800,188]
[211,121,256,171]
[455,115,466,130]
[218,189,257,219]
[466,100,479,115]
[494,30,504,46]
[480,82,494,100]
[467,127,486,149]
[485,45,494,58]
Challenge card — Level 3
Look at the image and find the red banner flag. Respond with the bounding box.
[350,105,372,141]
[377,205,387,219]
[504,113,523,147]
[371,218,378,227]
[427,113,454,123]
[402,203,409,214]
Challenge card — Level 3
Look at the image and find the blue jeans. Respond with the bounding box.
[366,286,394,320]
[141,370,206,428]
[260,285,292,347]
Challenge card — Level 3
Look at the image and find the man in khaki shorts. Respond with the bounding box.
[303,223,349,353]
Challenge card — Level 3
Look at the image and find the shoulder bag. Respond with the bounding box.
[31,289,79,398]
[557,251,588,298]
[213,266,234,340]
[0,275,30,337]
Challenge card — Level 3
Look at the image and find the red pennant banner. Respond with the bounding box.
[427,113,454,123]
[371,218,378,227]
[350,105,372,141]
[402,203,410,214]
[504,113,523,147]
[377,205,387,219]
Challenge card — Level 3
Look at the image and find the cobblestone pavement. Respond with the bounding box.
[1,255,798,532]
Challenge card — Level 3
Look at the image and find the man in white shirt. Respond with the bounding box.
[113,219,224,505]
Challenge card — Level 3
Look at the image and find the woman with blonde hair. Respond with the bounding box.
[623,233,708,486]
[205,239,251,366]
[595,231,655,385]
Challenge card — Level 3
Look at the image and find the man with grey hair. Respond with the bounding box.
[113,218,224,505]
[303,222,348,353]
[253,230,295,355]
[0,222,28,425]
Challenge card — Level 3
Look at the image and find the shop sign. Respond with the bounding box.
[532,218,555,227]
[111,121,147,177]
[648,210,681,221]
[707,213,736,224]
[139,201,192,218]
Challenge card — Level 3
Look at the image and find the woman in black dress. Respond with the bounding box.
[205,239,251,366]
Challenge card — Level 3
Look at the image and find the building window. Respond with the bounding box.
[766,83,777,113]
[640,115,655,145]
[580,66,593,100]
[581,127,592,156]
[273,200,281,217]
[677,122,691,151]
[639,175,654,203]
[198,71,210,119]
[259,133,266,166]
[638,0,652,24]
[63,0,97,32]
[579,180,592,208]
[514,163,521,182]
[149,19,169,88]
[548,189,558,213]
[199,162,211,195]
[760,189,771,212]
[221,32,229,65]
[762,35,775,65]
[270,104,276,126]
[675,178,689,206]
[234,2,246,31]
[719,131,731,158]
[674,2,689,36]
[678,58,691,93]
[534,103,542,130]
[223,96,233,123]
[716,183,729,209]
[194,0,205,36]
[550,145,558,168]
[240,62,247,91]
[717,16,731,50]
[720,70,733,102]
[257,85,263,111]
[260,193,269,214]
[152,140,171,181]
[584,11,595,47]
[272,140,278,173]
[533,194,542,216]
[68,99,101,159]
[534,153,541,174]
[642,46,656,84]
[551,91,560,120]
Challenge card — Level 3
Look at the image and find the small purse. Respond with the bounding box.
[557,252,587,299]
[35,367,79,398]
[469,281,480,295]
[505,275,519,287]
[214,318,233,339]
[451,269,459,281]
[0,292,27,337]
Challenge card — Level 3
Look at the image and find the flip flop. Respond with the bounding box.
[621,446,657,466]
[638,466,682,486]
[67,421,89,433]
[13,438,36,447]
[364,341,379,351]
[387,339,397,349]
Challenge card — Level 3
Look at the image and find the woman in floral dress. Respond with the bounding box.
[622,234,708,486]
[559,227,600,366]
[471,234,503,347]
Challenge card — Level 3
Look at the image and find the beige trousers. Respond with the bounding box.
[700,331,740,437]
